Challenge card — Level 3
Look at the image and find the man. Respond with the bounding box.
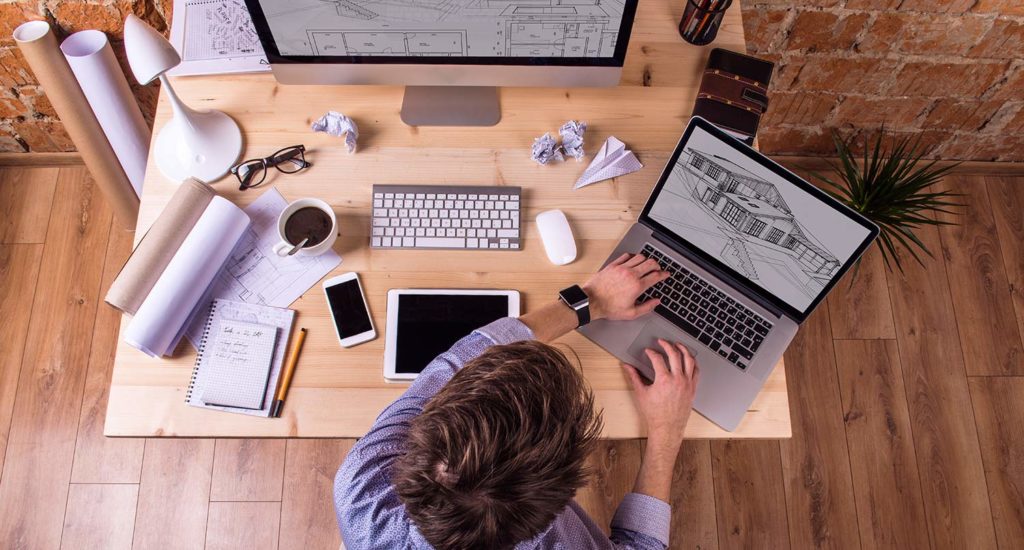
[334,253,701,549]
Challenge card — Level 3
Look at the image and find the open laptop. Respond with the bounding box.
[580,117,878,431]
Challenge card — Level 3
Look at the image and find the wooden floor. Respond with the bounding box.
[0,163,1022,549]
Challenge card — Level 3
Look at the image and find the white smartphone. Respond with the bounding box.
[323,272,376,348]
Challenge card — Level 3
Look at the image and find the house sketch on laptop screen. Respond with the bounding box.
[648,126,872,313]
[256,0,628,57]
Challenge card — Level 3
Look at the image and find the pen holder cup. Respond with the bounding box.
[679,0,734,46]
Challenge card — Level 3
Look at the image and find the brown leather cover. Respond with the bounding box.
[693,48,774,144]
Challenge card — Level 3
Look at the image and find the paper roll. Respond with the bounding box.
[61,30,150,197]
[124,196,251,357]
[13,21,139,228]
[105,178,217,314]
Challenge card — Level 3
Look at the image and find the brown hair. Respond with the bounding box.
[391,341,603,549]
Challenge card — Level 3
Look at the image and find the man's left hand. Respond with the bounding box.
[583,253,668,321]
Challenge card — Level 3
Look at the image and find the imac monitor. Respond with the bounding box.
[244,0,639,125]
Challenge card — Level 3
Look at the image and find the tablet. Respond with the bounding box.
[384,289,520,381]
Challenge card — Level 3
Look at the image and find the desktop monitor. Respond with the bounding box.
[244,0,639,126]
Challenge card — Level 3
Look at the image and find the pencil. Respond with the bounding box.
[271,327,307,418]
[684,0,710,37]
[693,0,721,41]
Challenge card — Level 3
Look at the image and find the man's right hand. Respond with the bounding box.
[621,339,700,453]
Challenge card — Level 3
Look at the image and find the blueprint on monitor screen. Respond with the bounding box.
[257,0,628,58]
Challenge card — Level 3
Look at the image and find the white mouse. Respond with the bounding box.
[536,209,577,265]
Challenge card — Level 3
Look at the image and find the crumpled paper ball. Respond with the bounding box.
[531,132,564,165]
[559,120,587,160]
[311,111,359,154]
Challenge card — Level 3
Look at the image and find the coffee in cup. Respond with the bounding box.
[273,198,338,257]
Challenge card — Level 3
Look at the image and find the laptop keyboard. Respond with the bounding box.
[637,243,773,370]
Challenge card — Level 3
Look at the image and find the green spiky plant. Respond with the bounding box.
[809,130,961,274]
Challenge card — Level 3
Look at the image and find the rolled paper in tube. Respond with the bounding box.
[61,29,151,197]
[123,196,250,357]
[13,20,139,228]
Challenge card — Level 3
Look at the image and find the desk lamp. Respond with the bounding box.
[123,14,242,182]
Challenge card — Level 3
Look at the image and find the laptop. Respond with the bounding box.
[579,117,878,431]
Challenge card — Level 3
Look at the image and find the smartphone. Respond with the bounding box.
[323,272,376,348]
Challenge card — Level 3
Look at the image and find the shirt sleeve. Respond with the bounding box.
[333,317,533,547]
[609,493,672,549]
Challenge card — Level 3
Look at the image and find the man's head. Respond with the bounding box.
[392,341,603,549]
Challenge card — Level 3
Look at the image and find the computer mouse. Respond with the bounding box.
[536,209,577,265]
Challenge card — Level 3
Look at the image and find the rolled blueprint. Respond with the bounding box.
[105,178,217,314]
[61,30,150,197]
[13,21,139,228]
[124,197,250,357]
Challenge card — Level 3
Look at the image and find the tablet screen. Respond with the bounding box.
[395,294,511,375]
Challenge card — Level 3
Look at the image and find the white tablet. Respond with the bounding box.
[384,289,520,381]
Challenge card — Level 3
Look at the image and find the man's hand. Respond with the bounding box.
[583,253,668,321]
[622,339,700,452]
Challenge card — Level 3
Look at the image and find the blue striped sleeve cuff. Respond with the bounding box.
[611,493,672,547]
[475,317,535,345]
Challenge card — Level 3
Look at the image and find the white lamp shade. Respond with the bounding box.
[123,14,180,85]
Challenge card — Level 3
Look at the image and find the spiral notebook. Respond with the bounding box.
[186,299,295,417]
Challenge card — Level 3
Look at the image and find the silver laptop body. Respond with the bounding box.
[580,117,878,431]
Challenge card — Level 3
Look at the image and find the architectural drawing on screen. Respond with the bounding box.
[261,0,626,57]
[665,149,840,301]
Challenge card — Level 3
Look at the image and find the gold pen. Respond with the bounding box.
[272,327,307,418]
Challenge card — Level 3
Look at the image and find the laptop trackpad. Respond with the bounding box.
[625,321,700,381]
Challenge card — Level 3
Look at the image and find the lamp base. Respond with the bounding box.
[154,109,243,183]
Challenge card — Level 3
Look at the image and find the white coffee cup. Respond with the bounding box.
[272,198,338,257]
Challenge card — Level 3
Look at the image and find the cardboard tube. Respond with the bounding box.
[14,20,139,228]
[105,178,216,314]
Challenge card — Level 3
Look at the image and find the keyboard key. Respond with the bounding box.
[732,343,754,360]
[415,237,464,248]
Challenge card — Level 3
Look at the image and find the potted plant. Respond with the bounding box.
[809,130,961,273]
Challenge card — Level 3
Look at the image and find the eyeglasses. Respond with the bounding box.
[230,145,312,190]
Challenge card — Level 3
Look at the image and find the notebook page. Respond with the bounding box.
[186,299,294,417]
[199,319,277,409]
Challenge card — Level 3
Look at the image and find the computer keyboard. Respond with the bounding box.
[637,243,773,370]
[370,184,521,250]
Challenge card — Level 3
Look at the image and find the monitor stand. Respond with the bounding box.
[400,86,501,127]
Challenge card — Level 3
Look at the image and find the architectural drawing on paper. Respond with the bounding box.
[183,0,263,60]
[262,0,627,57]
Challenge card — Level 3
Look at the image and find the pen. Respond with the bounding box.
[684,0,710,37]
[272,327,307,418]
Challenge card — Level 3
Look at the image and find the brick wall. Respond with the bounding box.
[1,1,1022,160]
[744,0,1024,161]
[0,1,168,152]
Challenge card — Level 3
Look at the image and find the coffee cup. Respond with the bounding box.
[272,198,338,257]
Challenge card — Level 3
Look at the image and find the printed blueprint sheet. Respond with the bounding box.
[258,0,628,58]
[169,0,271,75]
[185,188,342,347]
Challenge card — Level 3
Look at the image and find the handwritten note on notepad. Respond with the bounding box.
[199,319,277,409]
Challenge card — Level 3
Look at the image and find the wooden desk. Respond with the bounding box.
[105,1,791,439]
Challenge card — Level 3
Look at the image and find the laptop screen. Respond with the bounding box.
[642,119,877,319]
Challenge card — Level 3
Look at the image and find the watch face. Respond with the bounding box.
[560,285,588,306]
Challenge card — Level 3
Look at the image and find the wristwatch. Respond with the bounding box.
[559,285,591,328]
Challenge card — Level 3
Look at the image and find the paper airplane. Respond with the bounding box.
[574,136,643,189]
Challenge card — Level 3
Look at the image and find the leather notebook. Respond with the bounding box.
[693,48,775,145]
